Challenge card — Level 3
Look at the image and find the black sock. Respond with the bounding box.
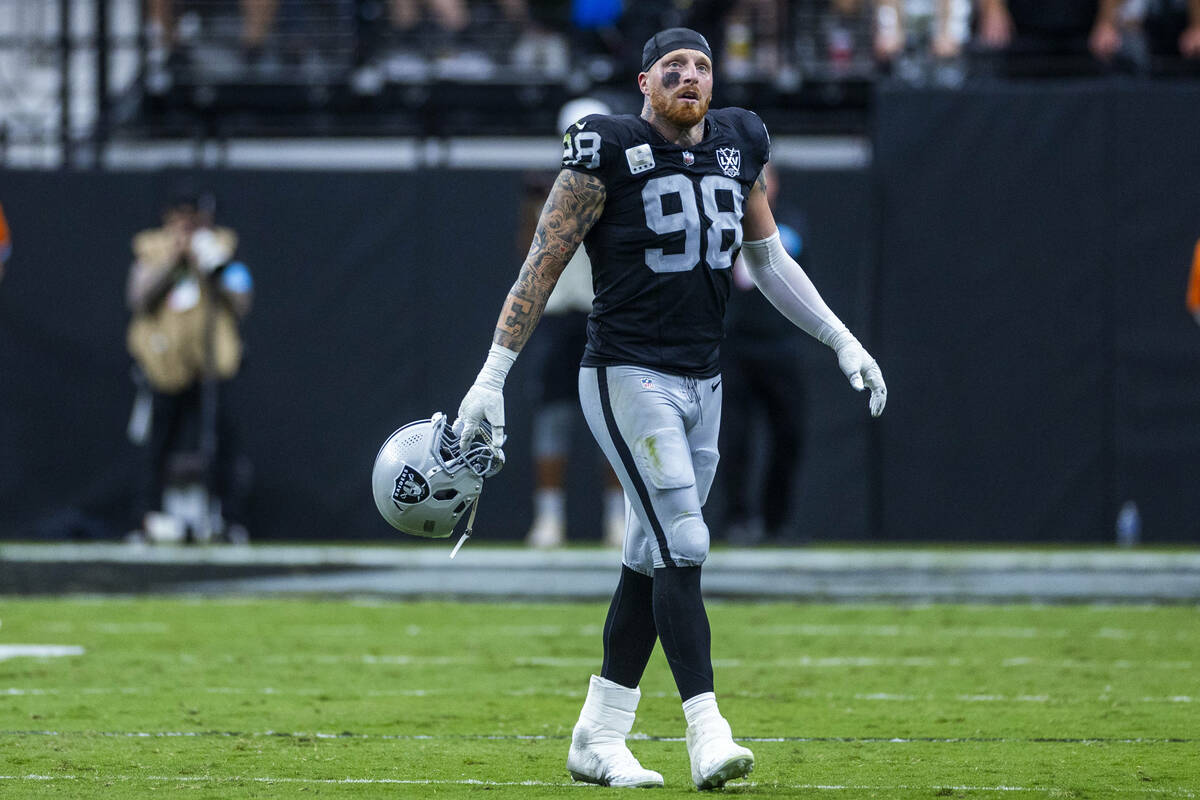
[600,565,658,688]
[652,565,714,701]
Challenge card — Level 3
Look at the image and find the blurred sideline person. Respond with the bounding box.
[720,163,810,545]
[522,98,627,550]
[975,0,1128,70]
[1132,0,1200,64]
[832,0,968,66]
[147,0,281,64]
[455,27,886,789]
[1188,237,1200,326]
[873,0,969,62]
[125,188,254,544]
[0,201,10,282]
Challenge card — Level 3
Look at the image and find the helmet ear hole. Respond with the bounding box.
[434,488,459,501]
[453,500,467,515]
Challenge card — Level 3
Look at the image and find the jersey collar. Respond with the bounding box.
[640,115,714,150]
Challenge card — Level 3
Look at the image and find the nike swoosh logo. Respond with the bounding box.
[575,121,587,130]
[710,379,722,392]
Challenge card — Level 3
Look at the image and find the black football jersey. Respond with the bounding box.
[560,107,771,378]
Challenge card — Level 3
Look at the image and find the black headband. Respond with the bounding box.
[641,28,713,73]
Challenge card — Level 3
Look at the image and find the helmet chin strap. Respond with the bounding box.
[449,485,483,559]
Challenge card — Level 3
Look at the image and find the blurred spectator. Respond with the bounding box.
[146,0,282,64]
[388,0,471,34]
[0,201,10,283]
[506,0,572,77]
[719,163,810,546]
[1188,237,1200,326]
[873,0,971,66]
[685,0,783,81]
[522,97,626,549]
[241,0,283,62]
[974,0,1127,73]
[563,0,633,84]
[1130,0,1200,66]
[823,0,874,75]
[125,187,253,544]
[372,0,508,79]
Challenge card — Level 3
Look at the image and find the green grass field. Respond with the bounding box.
[0,597,1197,799]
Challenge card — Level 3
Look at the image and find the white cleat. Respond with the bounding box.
[566,675,664,788]
[567,730,664,788]
[525,516,566,549]
[686,716,755,790]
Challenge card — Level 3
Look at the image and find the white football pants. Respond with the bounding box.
[578,366,722,574]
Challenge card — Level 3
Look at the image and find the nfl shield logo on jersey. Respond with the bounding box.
[682,151,695,166]
[716,147,741,178]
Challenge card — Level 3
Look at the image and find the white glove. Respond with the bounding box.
[828,328,887,417]
[190,229,230,273]
[455,344,518,447]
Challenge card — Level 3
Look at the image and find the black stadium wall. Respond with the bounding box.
[872,82,1200,545]
[1,82,1198,544]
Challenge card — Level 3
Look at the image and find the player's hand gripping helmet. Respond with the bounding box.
[372,412,504,538]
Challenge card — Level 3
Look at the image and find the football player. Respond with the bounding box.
[456,27,887,789]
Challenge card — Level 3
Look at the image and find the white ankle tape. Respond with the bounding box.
[682,692,719,726]
[588,674,641,713]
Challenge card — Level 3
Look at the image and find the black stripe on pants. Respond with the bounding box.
[596,366,676,567]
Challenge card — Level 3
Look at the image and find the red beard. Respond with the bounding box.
[649,84,710,129]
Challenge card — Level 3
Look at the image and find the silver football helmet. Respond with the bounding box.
[372,412,504,538]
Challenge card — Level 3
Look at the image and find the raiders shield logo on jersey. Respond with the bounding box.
[392,465,431,507]
[716,147,741,178]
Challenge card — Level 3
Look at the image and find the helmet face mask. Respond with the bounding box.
[372,412,504,538]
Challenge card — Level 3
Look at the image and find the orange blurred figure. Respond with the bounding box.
[1187,238,1200,326]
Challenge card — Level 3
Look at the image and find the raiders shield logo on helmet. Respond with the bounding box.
[716,147,741,178]
[392,465,431,507]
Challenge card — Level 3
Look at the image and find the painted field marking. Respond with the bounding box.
[760,623,1199,642]
[2,686,1193,703]
[2,730,1196,745]
[323,654,1199,669]
[88,622,170,634]
[0,645,84,662]
[0,775,575,786]
[127,651,1196,670]
[0,775,1193,795]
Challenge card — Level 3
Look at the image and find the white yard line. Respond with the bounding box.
[0,774,1193,795]
[235,653,1196,669]
[0,645,84,661]
[34,620,1185,640]
[2,686,1192,703]
[2,730,1194,744]
[757,623,1196,641]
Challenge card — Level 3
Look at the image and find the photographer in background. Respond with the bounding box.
[125,188,253,544]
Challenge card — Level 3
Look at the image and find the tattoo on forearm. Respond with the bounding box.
[753,169,768,195]
[495,170,605,349]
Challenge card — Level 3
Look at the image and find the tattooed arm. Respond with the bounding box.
[740,168,777,243]
[455,169,606,447]
[494,169,606,351]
